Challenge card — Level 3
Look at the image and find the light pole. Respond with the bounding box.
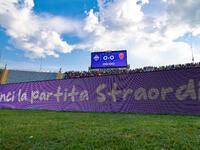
[191,40,194,63]
[190,32,195,63]
[40,56,42,71]
[0,49,2,69]
[0,49,1,66]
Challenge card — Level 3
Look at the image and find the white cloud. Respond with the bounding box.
[164,0,200,35]
[84,9,99,33]
[0,0,82,58]
[79,0,200,68]
[1,0,200,68]
[97,0,148,29]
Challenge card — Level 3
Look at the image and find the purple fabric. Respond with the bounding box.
[0,68,200,114]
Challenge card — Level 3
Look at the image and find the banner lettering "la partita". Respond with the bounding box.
[0,68,200,114]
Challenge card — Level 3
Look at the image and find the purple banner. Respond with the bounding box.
[0,68,200,114]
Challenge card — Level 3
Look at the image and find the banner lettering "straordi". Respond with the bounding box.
[0,68,200,114]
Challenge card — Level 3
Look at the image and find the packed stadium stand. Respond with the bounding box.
[3,70,58,84]
[1,62,200,84]
[64,62,200,79]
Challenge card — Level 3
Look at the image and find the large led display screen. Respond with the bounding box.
[91,50,127,68]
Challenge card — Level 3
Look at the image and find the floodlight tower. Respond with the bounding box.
[40,56,42,71]
[191,43,194,63]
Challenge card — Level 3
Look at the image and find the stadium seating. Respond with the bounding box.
[5,70,57,84]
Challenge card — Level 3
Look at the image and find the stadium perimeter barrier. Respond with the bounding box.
[0,68,200,115]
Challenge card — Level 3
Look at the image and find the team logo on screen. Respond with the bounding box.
[119,53,124,59]
[93,55,99,61]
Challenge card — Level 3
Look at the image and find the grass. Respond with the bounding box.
[0,109,200,150]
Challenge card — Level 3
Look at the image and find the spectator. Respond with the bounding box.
[63,62,200,79]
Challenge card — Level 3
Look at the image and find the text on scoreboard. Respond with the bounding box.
[91,51,127,68]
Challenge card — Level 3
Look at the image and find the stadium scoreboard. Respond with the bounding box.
[91,50,127,69]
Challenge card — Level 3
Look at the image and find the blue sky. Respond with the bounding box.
[0,0,200,72]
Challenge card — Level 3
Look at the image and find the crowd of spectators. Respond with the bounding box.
[64,62,200,79]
